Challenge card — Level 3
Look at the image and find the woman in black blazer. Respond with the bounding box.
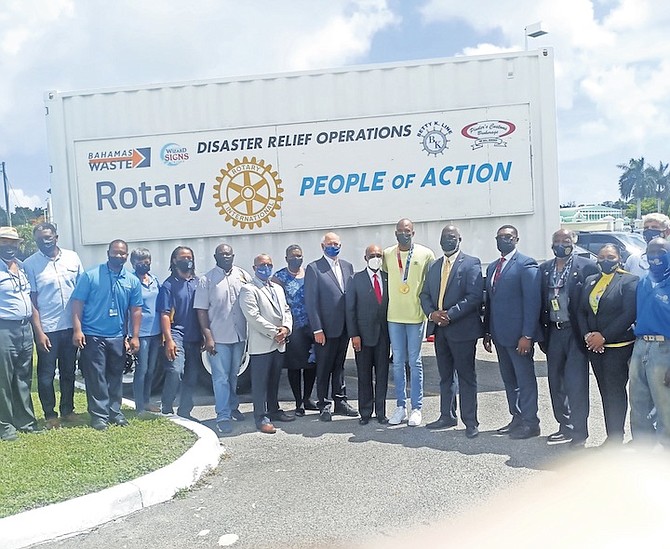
[577,244,638,445]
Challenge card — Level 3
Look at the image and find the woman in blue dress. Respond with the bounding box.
[273,245,317,416]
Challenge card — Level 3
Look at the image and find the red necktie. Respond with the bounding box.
[373,273,382,304]
[493,256,506,287]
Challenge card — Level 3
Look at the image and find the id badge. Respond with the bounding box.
[109,308,118,317]
[550,298,560,312]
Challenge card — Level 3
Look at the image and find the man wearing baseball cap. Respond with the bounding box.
[0,226,39,441]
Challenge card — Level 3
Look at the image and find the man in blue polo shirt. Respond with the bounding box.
[71,239,142,431]
[629,237,670,447]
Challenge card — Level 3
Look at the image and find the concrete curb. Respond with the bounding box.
[0,415,223,549]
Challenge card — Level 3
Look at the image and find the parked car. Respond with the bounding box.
[575,231,646,262]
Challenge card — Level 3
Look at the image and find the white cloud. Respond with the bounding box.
[8,188,44,210]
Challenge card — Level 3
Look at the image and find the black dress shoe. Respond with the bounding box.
[320,409,332,422]
[359,417,370,425]
[19,424,43,434]
[496,419,523,434]
[110,416,129,427]
[91,419,109,431]
[294,407,305,417]
[547,431,572,444]
[426,417,458,430]
[377,416,389,424]
[465,426,479,439]
[509,425,540,439]
[271,410,296,422]
[569,437,587,449]
[334,401,359,417]
[303,399,319,411]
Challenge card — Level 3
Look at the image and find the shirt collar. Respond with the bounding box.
[323,255,339,267]
[39,248,62,261]
[501,248,517,261]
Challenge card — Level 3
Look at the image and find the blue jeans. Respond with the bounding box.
[133,334,161,412]
[629,339,670,445]
[388,322,424,410]
[36,329,77,419]
[208,341,244,421]
[161,333,200,416]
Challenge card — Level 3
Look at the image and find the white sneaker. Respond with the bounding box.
[388,406,407,425]
[408,409,422,427]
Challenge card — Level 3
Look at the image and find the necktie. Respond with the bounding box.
[373,273,382,304]
[492,256,506,287]
[437,257,452,309]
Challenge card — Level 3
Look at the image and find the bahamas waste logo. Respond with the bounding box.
[213,156,283,229]
[87,147,151,171]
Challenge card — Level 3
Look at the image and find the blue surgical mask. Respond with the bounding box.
[648,254,670,282]
[324,245,340,258]
[255,264,273,280]
[643,228,664,243]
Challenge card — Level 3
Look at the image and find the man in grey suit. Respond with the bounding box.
[239,254,293,434]
[483,225,542,439]
[420,225,484,438]
[345,244,390,425]
[304,231,358,421]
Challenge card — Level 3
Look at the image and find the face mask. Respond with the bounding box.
[134,264,150,276]
[255,264,273,280]
[367,257,382,271]
[440,237,459,256]
[496,237,516,255]
[396,232,412,246]
[215,255,234,271]
[324,245,340,258]
[0,244,18,261]
[598,259,619,274]
[38,240,57,255]
[175,259,193,272]
[648,254,670,282]
[107,256,126,269]
[643,228,664,243]
[287,257,303,272]
[552,244,573,258]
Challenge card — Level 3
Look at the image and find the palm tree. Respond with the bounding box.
[645,161,670,212]
[618,157,653,219]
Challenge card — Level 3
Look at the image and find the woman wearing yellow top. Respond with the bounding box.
[577,244,638,445]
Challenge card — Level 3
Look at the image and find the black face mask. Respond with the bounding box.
[37,240,57,256]
[175,259,193,272]
[643,228,663,243]
[0,244,18,261]
[396,232,412,247]
[287,257,303,272]
[552,244,572,258]
[440,237,459,256]
[108,256,126,269]
[496,237,516,255]
[215,255,234,271]
[134,264,150,276]
[598,259,619,274]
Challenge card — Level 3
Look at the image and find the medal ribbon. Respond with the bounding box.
[396,244,414,286]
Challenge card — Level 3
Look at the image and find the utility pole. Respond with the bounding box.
[1,161,10,227]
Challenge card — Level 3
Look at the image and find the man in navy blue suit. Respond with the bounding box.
[420,225,484,438]
[484,225,542,439]
[305,232,358,421]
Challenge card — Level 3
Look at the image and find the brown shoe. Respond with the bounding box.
[258,422,276,434]
[144,404,161,413]
[46,418,61,430]
[62,412,78,422]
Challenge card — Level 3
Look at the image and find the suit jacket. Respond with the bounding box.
[304,256,354,338]
[540,255,599,344]
[345,269,389,347]
[420,252,484,341]
[484,250,542,346]
[239,278,292,355]
[576,271,638,344]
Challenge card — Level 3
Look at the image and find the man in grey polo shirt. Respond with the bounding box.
[194,243,252,434]
[24,222,84,429]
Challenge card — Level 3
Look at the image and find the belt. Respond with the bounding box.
[549,321,571,330]
[640,335,666,342]
[0,317,31,325]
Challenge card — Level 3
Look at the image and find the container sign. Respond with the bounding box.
[73,104,533,244]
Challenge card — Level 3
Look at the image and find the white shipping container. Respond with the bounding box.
[45,49,559,276]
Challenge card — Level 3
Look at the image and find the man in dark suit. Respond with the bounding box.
[484,225,542,439]
[420,225,484,438]
[346,244,390,425]
[305,231,358,421]
[540,229,599,447]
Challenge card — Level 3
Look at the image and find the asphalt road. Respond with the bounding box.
[41,343,617,549]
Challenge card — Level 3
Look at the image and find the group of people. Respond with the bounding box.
[1,214,669,448]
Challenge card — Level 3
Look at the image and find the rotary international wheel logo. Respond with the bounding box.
[213,156,283,229]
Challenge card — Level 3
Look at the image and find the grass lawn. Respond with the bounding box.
[0,376,197,519]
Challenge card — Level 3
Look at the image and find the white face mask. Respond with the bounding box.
[367,257,382,271]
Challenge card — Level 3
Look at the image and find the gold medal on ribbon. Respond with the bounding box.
[399,283,410,294]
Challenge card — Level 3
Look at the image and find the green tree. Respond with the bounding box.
[618,157,654,219]
[645,161,670,213]
[625,197,658,219]
[15,223,37,260]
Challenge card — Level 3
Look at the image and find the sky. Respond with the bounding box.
[1,0,669,212]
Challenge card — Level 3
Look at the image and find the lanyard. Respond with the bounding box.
[396,244,414,285]
[550,256,573,297]
[107,267,122,311]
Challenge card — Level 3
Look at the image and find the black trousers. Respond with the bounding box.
[79,335,126,423]
[546,327,590,439]
[589,345,633,440]
[434,328,478,428]
[250,350,284,426]
[315,334,348,410]
[355,333,390,420]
